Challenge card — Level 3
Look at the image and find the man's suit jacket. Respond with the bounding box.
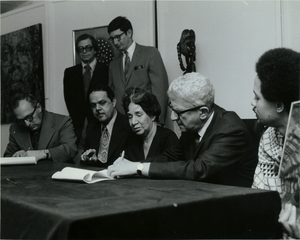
[4,110,78,162]
[63,61,109,138]
[108,43,169,124]
[148,104,258,187]
[126,126,178,161]
[82,112,134,168]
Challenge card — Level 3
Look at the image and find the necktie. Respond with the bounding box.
[98,126,109,163]
[83,64,91,97]
[124,51,130,82]
[32,130,40,150]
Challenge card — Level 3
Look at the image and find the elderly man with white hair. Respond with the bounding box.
[108,72,257,187]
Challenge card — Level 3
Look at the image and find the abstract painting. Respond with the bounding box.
[1,23,45,124]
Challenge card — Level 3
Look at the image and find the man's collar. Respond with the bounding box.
[124,41,136,58]
[198,111,214,141]
[82,57,97,70]
[102,110,118,135]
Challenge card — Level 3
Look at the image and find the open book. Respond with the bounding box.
[0,157,37,165]
[51,167,114,184]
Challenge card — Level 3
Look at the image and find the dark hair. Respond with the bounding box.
[75,34,98,53]
[11,92,38,110]
[89,85,115,102]
[256,48,300,112]
[122,87,161,122]
[108,16,133,35]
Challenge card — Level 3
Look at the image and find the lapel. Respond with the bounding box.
[126,43,141,83]
[116,55,126,86]
[108,113,125,158]
[192,106,221,158]
[89,62,106,90]
[74,64,85,89]
[38,111,56,150]
[89,120,102,153]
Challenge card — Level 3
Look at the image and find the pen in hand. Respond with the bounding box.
[121,150,125,161]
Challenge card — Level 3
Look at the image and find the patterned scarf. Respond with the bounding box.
[252,127,283,194]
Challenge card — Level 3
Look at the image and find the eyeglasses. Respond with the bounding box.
[168,102,207,120]
[77,45,93,53]
[108,32,125,42]
[16,104,37,126]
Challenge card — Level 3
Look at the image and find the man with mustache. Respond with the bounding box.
[4,93,77,162]
[63,34,109,145]
[81,86,133,167]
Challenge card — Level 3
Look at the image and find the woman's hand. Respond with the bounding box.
[279,203,300,238]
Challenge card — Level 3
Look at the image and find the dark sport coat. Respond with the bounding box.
[63,61,108,137]
[82,112,134,168]
[147,104,258,187]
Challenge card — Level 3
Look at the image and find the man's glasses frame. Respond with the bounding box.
[108,32,125,43]
[16,104,37,126]
[77,45,93,54]
[168,103,207,120]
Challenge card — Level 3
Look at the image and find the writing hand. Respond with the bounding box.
[107,157,136,178]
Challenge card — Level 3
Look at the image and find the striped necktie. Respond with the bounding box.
[98,126,109,163]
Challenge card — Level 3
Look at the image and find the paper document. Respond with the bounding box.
[52,167,114,184]
[0,157,37,165]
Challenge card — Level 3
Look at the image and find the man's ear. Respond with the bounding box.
[276,102,285,113]
[37,103,42,112]
[112,98,117,107]
[126,29,133,38]
[199,107,209,120]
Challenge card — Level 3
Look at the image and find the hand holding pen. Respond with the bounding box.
[121,150,125,161]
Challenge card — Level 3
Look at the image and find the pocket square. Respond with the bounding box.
[134,65,144,70]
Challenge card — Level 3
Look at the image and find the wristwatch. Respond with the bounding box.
[137,163,144,176]
[44,149,50,159]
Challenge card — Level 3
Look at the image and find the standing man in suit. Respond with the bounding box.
[81,86,133,168]
[4,93,77,162]
[107,16,169,125]
[63,34,109,144]
[108,72,258,187]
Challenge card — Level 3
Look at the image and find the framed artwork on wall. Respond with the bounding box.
[1,23,45,124]
[72,25,121,66]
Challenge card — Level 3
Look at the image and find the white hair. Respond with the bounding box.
[167,72,215,108]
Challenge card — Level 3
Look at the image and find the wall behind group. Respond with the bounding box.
[1,0,300,155]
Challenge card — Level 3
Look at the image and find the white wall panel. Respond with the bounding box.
[157,0,282,121]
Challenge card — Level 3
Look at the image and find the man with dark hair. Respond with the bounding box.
[107,16,169,125]
[4,93,77,162]
[63,34,109,144]
[81,86,133,167]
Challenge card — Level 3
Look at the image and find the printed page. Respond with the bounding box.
[0,157,37,165]
[52,167,113,184]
